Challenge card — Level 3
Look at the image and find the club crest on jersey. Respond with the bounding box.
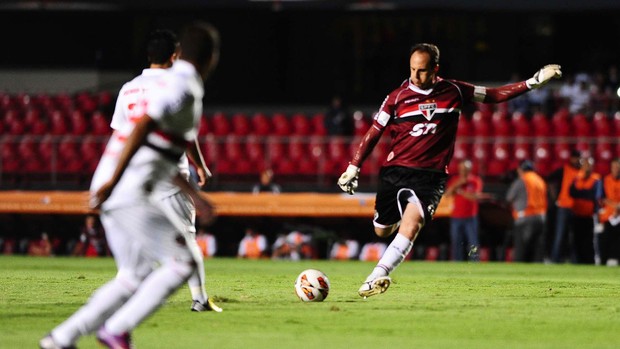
[419,103,437,120]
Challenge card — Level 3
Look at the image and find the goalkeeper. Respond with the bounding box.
[337,43,561,298]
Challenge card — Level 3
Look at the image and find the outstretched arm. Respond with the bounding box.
[483,64,562,103]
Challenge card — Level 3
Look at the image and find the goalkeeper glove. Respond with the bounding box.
[526,64,562,89]
[337,164,360,195]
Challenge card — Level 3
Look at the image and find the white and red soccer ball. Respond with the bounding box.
[294,269,330,302]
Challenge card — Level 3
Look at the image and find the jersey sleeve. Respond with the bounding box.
[109,83,130,131]
[447,79,480,104]
[373,93,397,129]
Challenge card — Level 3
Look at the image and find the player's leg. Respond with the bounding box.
[465,217,480,261]
[360,189,424,298]
[41,210,152,349]
[98,205,195,345]
[551,207,569,263]
[158,192,219,311]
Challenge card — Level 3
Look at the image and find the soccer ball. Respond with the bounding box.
[294,269,330,302]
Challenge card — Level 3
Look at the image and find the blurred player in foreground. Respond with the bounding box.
[40,21,220,349]
[337,43,561,298]
[107,28,218,313]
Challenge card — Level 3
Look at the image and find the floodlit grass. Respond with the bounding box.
[1,256,620,349]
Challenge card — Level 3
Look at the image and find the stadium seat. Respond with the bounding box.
[266,137,287,165]
[69,110,88,135]
[491,114,511,137]
[272,112,292,136]
[231,112,251,136]
[245,136,265,163]
[90,111,111,136]
[592,111,611,137]
[456,115,473,138]
[287,137,308,162]
[511,111,531,137]
[307,135,326,161]
[452,141,471,161]
[551,108,572,137]
[571,113,591,137]
[352,111,371,136]
[291,113,313,136]
[310,113,327,136]
[531,112,552,138]
[49,110,68,135]
[251,112,272,136]
[198,115,210,136]
[210,111,231,136]
[513,140,531,160]
[471,111,492,137]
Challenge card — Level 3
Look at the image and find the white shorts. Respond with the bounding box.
[157,191,196,237]
[101,203,194,273]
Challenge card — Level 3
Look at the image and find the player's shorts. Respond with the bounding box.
[373,166,447,228]
[157,190,196,236]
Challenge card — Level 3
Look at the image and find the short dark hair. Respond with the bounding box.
[179,21,220,69]
[410,43,440,68]
[146,29,179,65]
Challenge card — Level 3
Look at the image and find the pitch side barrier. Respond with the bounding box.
[0,191,454,217]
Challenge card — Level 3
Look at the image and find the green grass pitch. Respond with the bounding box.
[1,256,620,349]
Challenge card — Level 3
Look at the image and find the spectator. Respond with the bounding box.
[599,158,620,266]
[329,238,360,260]
[28,232,52,256]
[252,169,281,194]
[505,160,548,262]
[195,228,217,258]
[271,233,292,260]
[286,230,315,260]
[237,227,268,259]
[73,214,107,257]
[324,95,353,136]
[445,159,491,261]
[569,156,602,264]
[549,150,583,263]
[359,241,388,262]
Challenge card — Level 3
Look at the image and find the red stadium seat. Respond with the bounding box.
[511,111,531,137]
[457,115,473,138]
[513,142,532,163]
[311,113,327,136]
[592,111,611,137]
[307,136,326,161]
[49,110,68,135]
[90,111,111,136]
[471,111,492,137]
[352,111,371,136]
[452,141,471,161]
[287,137,308,162]
[231,112,251,136]
[291,113,313,136]
[198,115,210,136]
[551,108,572,137]
[266,137,287,164]
[210,111,231,136]
[251,112,271,136]
[272,113,292,136]
[531,112,552,138]
[69,110,88,135]
[245,136,265,163]
[571,113,591,137]
[224,136,244,162]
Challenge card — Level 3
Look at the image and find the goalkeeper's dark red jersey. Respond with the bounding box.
[369,76,523,173]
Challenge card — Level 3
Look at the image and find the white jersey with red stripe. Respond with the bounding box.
[91,67,191,199]
[93,60,203,210]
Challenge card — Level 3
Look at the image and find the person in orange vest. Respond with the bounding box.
[329,238,360,260]
[549,150,583,263]
[568,156,602,264]
[505,160,548,262]
[359,241,388,262]
[597,158,620,266]
[195,228,217,258]
[237,227,268,259]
